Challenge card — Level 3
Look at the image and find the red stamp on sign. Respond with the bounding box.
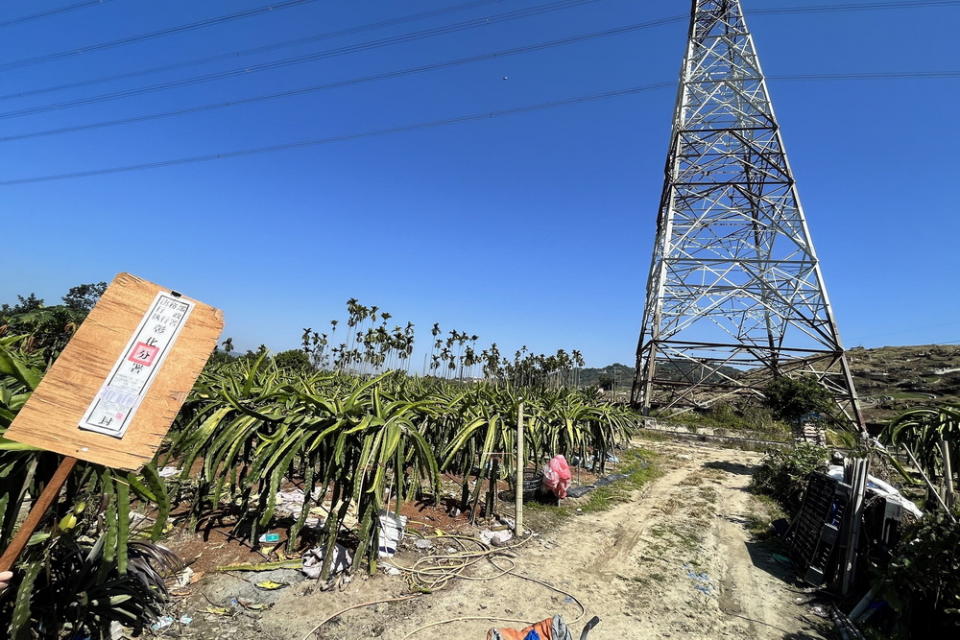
[128,342,159,366]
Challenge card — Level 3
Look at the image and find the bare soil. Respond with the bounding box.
[150,440,831,640]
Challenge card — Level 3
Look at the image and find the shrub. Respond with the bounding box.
[763,374,835,424]
[750,443,829,514]
[878,508,960,637]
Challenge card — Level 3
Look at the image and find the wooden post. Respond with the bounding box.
[840,458,867,595]
[515,401,524,536]
[0,456,78,572]
[940,436,955,510]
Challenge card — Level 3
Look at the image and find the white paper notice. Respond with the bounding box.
[78,292,194,438]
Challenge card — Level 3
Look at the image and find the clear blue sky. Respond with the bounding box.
[1,0,958,366]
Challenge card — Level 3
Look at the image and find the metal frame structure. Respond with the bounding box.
[631,0,864,429]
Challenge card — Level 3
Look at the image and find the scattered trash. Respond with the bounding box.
[811,604,831,619]
[258,533,282,544]
[826,465,923,518]
[378,510,407,558]
[677,454,692,461]
[595,474,628,488]
[543,455,572,499]
[479,528,514,546]
[301,543,352,579]
[384,565,402,576]
[567,485,595,498]
[274,488,327,527]
[204,606,232,616]
[150,616,174,631]
[158,466,181,478]
[414,538,434,551]
[178,616,192,625]
[175,566,194,588]
[255,580,288,590]
[685,566,714,596]
[487,615,599,640]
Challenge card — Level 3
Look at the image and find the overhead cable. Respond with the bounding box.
[0,0,114,28]
[0,16,686,142]
[0,83,675,186]
[751,0,960,15]
[3,0,956,104]
[0,0,319,71]
[0,0,513,101]
[4,71,958,186]
[0,0,602,120]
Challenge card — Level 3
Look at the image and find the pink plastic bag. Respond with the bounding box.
[542,455,572,499]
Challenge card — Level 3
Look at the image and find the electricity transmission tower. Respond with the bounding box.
[631,0,864,428]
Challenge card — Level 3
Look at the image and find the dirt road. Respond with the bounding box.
[176,440,829,639]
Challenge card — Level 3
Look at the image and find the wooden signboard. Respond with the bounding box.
[4,272,223,471]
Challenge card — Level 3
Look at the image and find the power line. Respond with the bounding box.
[0,0,320,71]
[0,83,674,186]
[4,19,955,145]
[0,0,602,120]
[751,0,960,15]
[0,0,512,102]
[4,70,958,186]
[771,70,960,80]
[0,0,114,28]
[0,16,685,143]
[4,0,955,104]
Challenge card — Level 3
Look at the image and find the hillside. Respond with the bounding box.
[847,344,960,422]
[583,344,960,422]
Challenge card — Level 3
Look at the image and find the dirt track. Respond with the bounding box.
[171,440,830,639]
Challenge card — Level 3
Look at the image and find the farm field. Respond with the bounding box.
[153,439,826,640]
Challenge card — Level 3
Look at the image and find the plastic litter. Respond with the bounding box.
[378,510,407,558]
[301,543,352,579]
[826,465,922,518]
[479,528,514,546]
[542,455,572,499]
[487,615,572,640]
[488,615,600,640]
[158,466,181,478]
[595,474,628,488]
[414,538,433,550]
[258,533,282,544]
[274,488,327,527]
[566,485,595,498]
[150,616,174,631]
[686,567,714,596]
[178,616,192,625]
[174,566,194,587]
[255,580,287,590]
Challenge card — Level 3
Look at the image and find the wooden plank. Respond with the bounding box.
[4,273,223,471]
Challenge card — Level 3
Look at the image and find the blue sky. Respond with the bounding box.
[1,0,958,366]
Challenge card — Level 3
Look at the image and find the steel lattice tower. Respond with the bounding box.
[631,0,864,428]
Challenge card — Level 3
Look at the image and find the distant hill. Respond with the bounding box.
[583,345,960,422]
[578,363,635,391]
[847,344,960,422]
[578,361,740,392]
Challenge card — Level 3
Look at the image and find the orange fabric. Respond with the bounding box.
[487,618,554,640]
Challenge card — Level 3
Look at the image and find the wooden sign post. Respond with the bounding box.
[0,273,222,571]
